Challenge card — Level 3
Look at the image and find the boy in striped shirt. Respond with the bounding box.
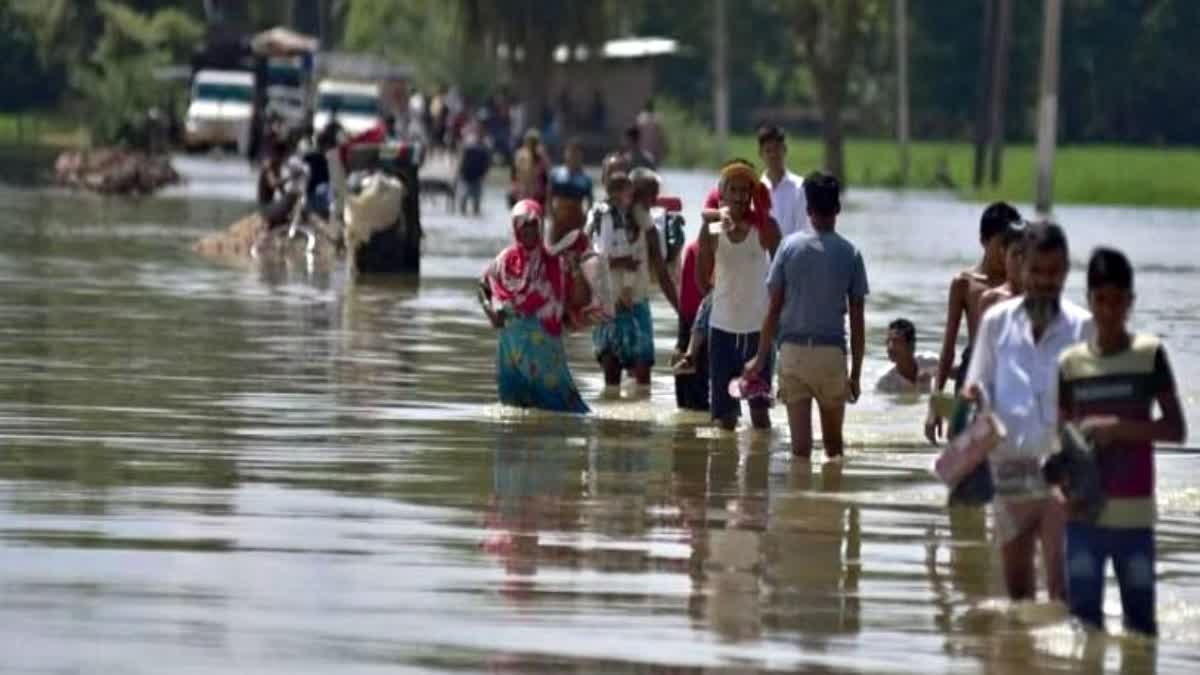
[1057,247,1187,636]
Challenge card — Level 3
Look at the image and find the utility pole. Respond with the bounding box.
[972,0,995,189]
[895,0,910,185]
[1035,0,1064,216]
[713,0,730,163]
[318,0,331,49]
[988,0,1012,186]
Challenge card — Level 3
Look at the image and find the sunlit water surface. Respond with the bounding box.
[1,156,1199,673]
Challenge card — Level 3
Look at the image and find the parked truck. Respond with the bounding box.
[184,69,255,153]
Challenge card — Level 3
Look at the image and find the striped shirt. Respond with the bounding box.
[1058,334,1176,528]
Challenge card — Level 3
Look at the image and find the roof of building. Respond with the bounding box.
[193,69,255,85]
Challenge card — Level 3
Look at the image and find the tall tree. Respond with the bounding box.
[0,4,61,112]
[785,0,883,181]
[456,0,618,116]
[342,0,486,94]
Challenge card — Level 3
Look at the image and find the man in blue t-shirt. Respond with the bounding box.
[457,130,492,216]
[745,172,868,459]
[549,139,594,205]
[548,138,595,245]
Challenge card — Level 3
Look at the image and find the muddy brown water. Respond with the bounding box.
[1,157,1199,673]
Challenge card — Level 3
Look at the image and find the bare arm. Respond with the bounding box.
[478,277,503,328]
[1125,388,1186,443]
[848,298,865,402]
[748,286,785,375]
[761,217,782,258]
[697,228,717,295]
[934,276,968,393]
[925,276,968,442]
[646,231,679,312]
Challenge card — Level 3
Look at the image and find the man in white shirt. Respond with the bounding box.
[963,222,1093,603]
[758,125,810,238]
[876,318,940,394]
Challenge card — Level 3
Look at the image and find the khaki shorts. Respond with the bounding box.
[778,344,847,408]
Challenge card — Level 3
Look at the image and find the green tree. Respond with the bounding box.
[455,0,619,113]
[0,4,62,112]
[70,1,203,145]
[342,0,490,95]
[775,0,887,180]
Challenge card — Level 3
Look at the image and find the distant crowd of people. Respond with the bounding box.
[477,122,1188,640]
[455,96,667,219]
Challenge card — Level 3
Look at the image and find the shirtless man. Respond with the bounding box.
[978,225,1027,316]
[924,202,1021,444]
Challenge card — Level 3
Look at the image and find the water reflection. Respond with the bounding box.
[926,505,997,637]
[484,426,576,595]
[765,460,862,642]
[4,164,1200,672]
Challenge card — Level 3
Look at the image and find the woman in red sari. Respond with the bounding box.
[480,200,589,413]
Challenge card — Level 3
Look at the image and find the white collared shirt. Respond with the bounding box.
[964,296,1093,494]
[761,170,810,238]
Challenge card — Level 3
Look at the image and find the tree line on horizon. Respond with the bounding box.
[3,0,1198,155]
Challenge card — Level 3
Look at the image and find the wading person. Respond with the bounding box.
[757,125,810,238]
[926,202,1023,443]
[257,140,299,228]
[589,164,678,389]
[746,172,866,457]
[622,125,656,171]
[673,159,774,379]
[1057,248,1185,637]
[876,318,939,394]
[673,226,710,411]
[457,128,491,216]
[963,222,1092,602]
[548,138,595,243]
[547,142,600,330]
[479,200,589,414]
[979,225,1028,315]
[702,161,781,430]
[509,129,549,208]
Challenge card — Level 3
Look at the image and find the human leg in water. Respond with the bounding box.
[600,353,622,387]
[817,402,846,459]
[785,398,814,458]
[1039,497,1068,602]
[1001,526,1039,600]
[633,363,652,387]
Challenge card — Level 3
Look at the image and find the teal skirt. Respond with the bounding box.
[497,316,589,414]
[591,299,655,367]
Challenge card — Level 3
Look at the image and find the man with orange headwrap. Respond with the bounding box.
[698,160,782,430]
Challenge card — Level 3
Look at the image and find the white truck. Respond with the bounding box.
[184,69,254,153]
[264,57,310,132]
[313,80,381,138]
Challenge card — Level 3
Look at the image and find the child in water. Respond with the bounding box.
[1056,247,1186,637]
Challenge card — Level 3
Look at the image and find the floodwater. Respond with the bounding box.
[2,156,1200,674]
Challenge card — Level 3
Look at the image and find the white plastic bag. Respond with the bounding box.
[344,172,406,249]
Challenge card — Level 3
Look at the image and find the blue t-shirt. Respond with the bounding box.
[459,142,491,182]
[766,230,869,351]
[549,166,593,202]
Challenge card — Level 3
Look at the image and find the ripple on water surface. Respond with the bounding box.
[2,163,1200,672]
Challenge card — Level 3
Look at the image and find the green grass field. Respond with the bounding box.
[720,136,1200,209]
[0,112,86,150]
